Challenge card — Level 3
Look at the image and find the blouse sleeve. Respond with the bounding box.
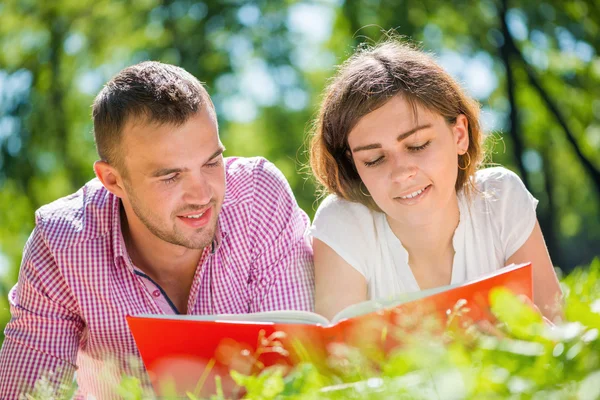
[482,168,539,260]
[308,195,373,280]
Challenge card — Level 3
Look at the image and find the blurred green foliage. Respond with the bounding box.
[23,258,600,399]
[1,0,599,345]
[225,260,600,399]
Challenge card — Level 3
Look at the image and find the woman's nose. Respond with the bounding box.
[389,155,417,182]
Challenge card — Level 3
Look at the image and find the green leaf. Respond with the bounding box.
[489,287,545,340]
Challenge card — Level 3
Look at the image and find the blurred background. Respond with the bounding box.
[1,0,599,342]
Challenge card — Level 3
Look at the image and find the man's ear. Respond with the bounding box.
[454,114,470,155]
[94,160,126,199]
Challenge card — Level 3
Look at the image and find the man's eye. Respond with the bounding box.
[205,158,222,168]
[161,174,179,184]
[364,157,384,167]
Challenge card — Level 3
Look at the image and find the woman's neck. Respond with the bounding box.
[387,194,460,266]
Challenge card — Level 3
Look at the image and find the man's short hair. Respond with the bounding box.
[92,61,216,173]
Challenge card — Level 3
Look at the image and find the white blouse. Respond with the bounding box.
[309,167,538,300]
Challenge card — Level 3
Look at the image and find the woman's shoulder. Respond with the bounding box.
[473,166,524,191]
[313,194,376,222]
[470,166,531,205]
[468,166,537,219]
[469,167,538,259]
[310,195,382,244]
[310,195,384,279]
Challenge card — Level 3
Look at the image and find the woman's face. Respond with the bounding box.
[347,95,469,227]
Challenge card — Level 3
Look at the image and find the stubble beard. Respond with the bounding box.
[127,190,218,250]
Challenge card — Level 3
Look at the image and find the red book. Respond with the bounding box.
[127,262,532,398]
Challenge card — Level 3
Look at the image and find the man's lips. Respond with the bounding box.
[178,208,210,218]
[177,207,212,227]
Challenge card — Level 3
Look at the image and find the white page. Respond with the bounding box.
[331,284,454,324]
[135,310,331,326]
[135,263,525,328]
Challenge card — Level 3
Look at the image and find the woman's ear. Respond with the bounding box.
[454,114,470,155]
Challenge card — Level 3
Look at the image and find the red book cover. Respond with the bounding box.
[126,262,532,398]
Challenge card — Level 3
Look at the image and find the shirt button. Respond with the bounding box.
[152,290,161,298]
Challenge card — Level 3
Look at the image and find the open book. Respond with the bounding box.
[127,262,532,397]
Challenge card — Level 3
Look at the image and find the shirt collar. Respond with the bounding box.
[110,195,133,270]
[211,203,228,253]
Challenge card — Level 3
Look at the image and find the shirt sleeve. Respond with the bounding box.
[484,168,539,260]
[0,224,84,398]
[308,195,372,281]
[247,159,315,312]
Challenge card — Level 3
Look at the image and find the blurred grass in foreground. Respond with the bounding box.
[27,259,600,400]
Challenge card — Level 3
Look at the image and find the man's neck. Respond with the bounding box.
[120,207,203,289]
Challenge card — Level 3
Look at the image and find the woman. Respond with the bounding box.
[309,39,562,322]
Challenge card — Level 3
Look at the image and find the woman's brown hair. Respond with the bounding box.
[310,39,484,211]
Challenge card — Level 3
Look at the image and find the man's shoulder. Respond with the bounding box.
[35,178,117,250]
[225,156,288,182]
[224,156,292,202]
[224,156,259,186]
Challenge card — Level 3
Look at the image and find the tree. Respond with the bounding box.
[1,0,598,345]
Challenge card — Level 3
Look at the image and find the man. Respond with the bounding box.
[0,62,314,398]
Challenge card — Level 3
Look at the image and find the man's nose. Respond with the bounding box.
[183,174,212,205]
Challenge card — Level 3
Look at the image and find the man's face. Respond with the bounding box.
[118,107,226,250]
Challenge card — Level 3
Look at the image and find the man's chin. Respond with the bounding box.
[185,228,217,250]
[170,212,219,249]
[169,239,209,251]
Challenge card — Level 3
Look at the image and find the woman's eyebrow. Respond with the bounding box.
[351,124,432,153]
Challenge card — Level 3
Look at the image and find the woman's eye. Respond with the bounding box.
[364,157,384,167]
[407,140,431,152]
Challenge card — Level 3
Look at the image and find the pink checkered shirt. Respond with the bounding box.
[0,157,314,399]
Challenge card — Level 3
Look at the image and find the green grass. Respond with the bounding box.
[26,259,600,399]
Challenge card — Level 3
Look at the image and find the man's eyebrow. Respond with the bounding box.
[150,146,225,177]
[351,124,432,153]
[208,145,226,161]
[150,167,186,178]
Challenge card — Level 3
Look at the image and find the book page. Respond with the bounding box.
[136,310,331,326]
[331,284,455,324]
[331,263,523,324]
